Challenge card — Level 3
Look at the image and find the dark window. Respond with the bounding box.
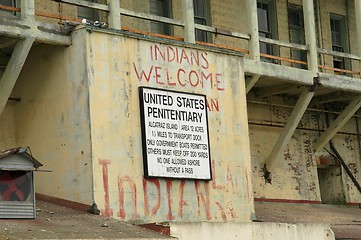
[150,0,172,36]
[288,5,307,69]
[77,0,99,21]
[193,0,211,42]
[330,14,349,73]
[0,0,16,15]
[257,0,278,61]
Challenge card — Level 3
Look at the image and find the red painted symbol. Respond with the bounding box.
[0,171,30,201]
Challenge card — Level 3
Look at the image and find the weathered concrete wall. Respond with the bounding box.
[84,28,254,223]
[248,95,361,205]
[170,222,335,240]
[0,104,17,150]
[11,29,93,204]
[248,96,321,202]
[332,117,361,204]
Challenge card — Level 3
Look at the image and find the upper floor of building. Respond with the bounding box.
[1,0,361,95]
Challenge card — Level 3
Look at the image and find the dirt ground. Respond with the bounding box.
[1,200,361,239]
[0,200,173,240]
[255,201,361,239]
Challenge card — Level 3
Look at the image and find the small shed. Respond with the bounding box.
[0,147,42,218]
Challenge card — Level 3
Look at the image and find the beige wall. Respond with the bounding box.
[248,94,361,204]
[11,30,93,204]
[85,29,254,223]
[0,104,16,150]
[248,96,321,202]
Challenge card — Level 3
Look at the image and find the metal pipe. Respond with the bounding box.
[355,117,361,163]
[325,112,361,193]
[328,142,361,193]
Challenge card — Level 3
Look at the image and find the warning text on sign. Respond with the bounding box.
[139,87,211,180]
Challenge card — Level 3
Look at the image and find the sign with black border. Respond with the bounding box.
[139,87,212,180]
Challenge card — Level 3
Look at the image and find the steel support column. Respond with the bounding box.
[0,37,34,117]
[314,95,361,152]
[266,87,315,171]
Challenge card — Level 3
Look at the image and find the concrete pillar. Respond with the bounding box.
[355,0,361,73]
[20,0,35,21]
[0,37,34,117]
[303,0,318,72]
[108,0,121,29]
[246,0,260,61]
[182,0,195,44]
[314,94,361,152]
[266,87,314,170]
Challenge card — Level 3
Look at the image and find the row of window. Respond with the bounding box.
[258,0,349,70]
[0,0,350,70]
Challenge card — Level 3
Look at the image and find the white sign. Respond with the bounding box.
[139,87,211,180]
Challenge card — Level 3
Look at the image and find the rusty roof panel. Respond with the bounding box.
[0,147,43,169]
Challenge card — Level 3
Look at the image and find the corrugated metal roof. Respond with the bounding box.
[0,147,43,169]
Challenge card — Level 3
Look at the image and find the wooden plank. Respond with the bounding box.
[0,37,34,117]
[314,94,361,152]
[266,87,314,170]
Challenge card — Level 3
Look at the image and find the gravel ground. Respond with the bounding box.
[0,200,173,240]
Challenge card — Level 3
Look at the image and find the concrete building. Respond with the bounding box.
[0,0,360,239]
